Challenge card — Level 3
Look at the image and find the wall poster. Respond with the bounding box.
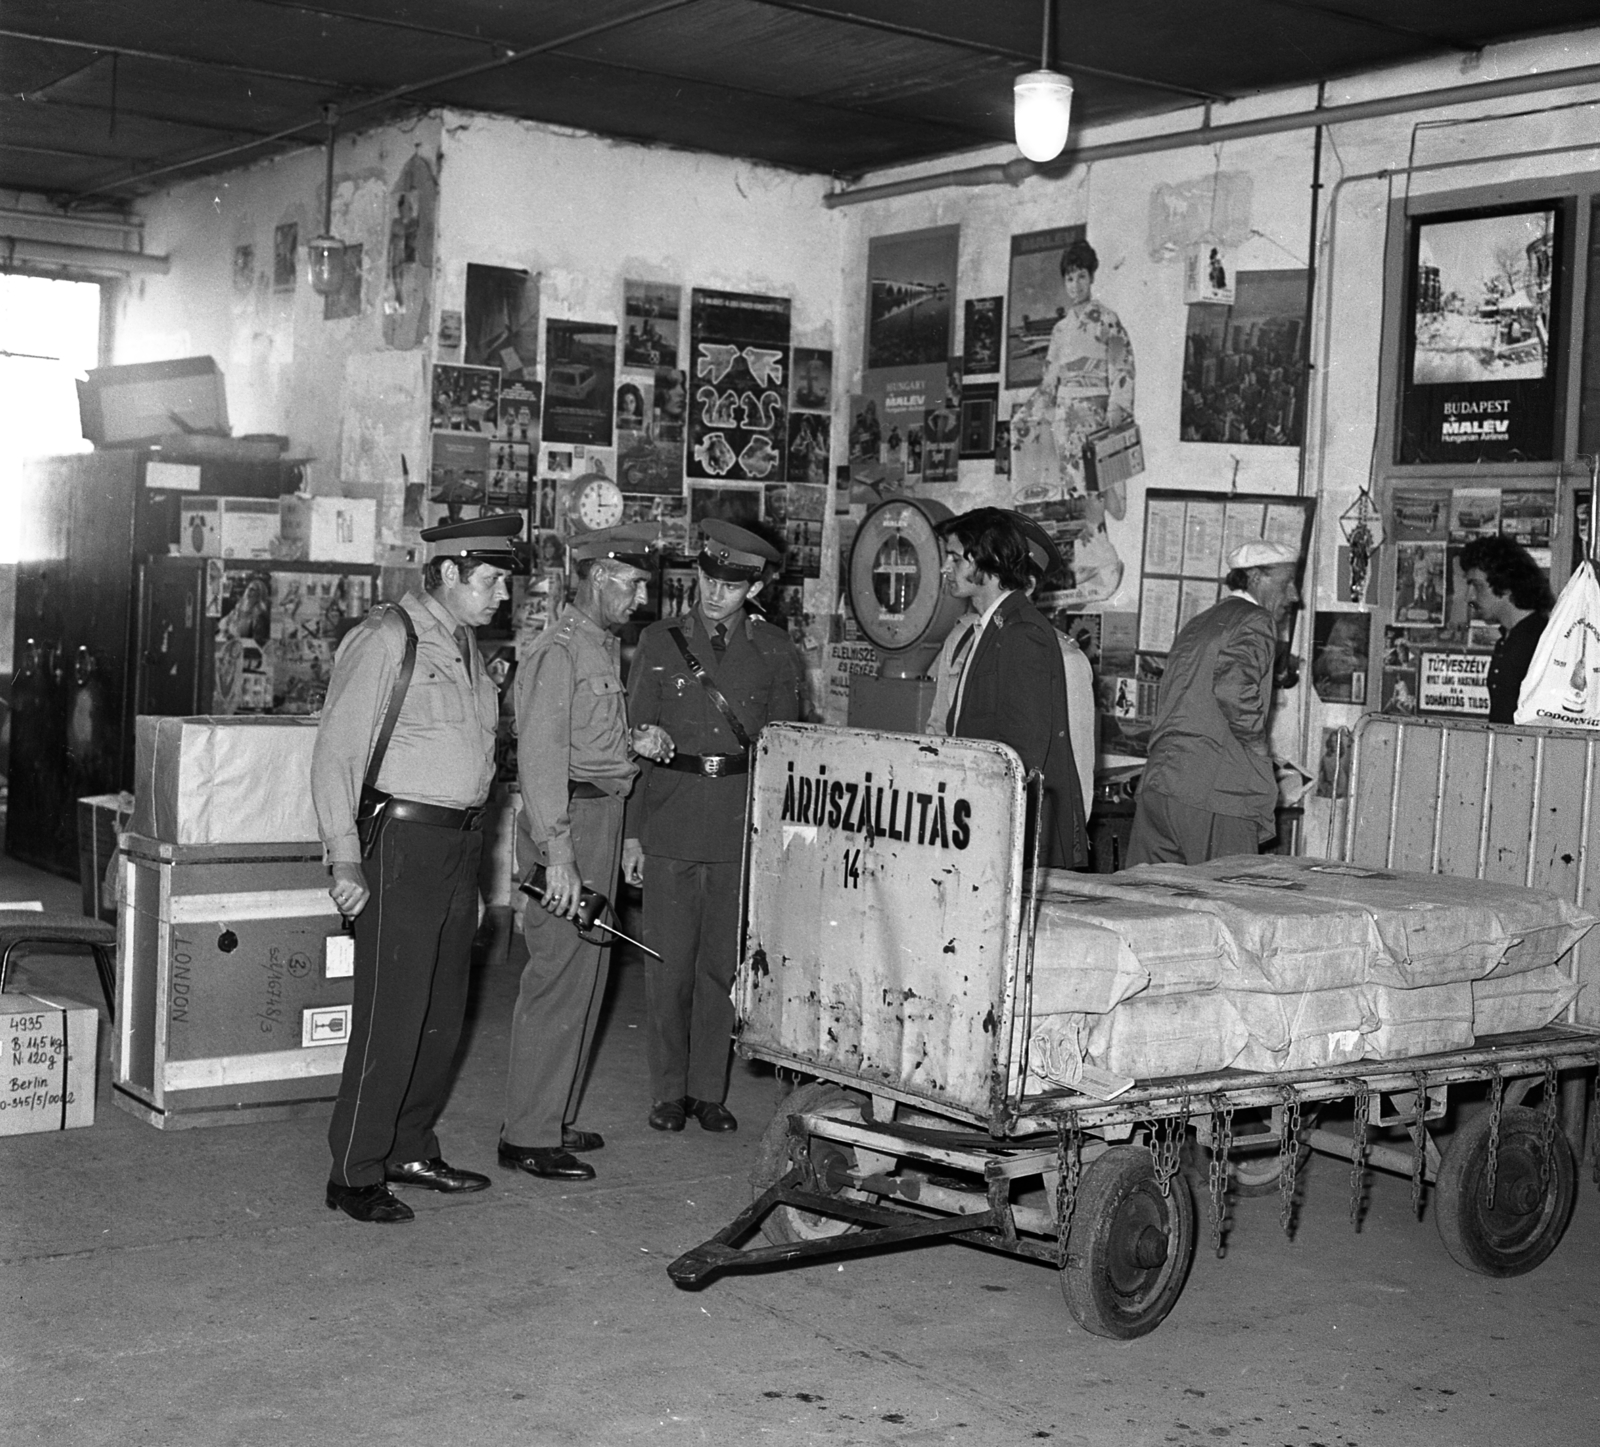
[963,297,1003,376]
[865,226,958,369]
[543,319,617,446]
[1180,269,1309,445]
[1399,203,1562,463]
[688,288,790,482]
[465,264,541,380]
[623,280,680,369]
[1004,224,1086,390]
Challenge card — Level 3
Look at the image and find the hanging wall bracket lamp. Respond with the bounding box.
[306,103,346,296]
[1013,0,1074,164]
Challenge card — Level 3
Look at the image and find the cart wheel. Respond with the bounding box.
[751,1082,867,1246]
[1060,1145,1197,1339]
[1434,1104,1576,1277]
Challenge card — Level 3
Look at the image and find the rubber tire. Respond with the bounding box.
[1434,1104,1576,1277]
[1229,1139,1313,1197]
[751,1082,868,1246]
[1060,1144,1197,1340]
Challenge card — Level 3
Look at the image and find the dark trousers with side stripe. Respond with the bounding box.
[327,816,482,1188]
[642,855,740,1105]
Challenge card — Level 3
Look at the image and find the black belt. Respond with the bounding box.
[664,752,749,777]
[382,797,486,831]
[568,780,611,800]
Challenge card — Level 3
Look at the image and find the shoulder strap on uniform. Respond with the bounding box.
[667,624,753,752]
[364,604,418,791]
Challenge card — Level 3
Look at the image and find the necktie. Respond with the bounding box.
[711,623,727,658]
[455,627,475,679]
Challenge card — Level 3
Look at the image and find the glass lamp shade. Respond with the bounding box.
[1013,69,1074,163]
[306,235,346,296]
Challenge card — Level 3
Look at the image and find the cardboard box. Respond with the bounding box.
[78,356,228,448]
[131,715,322,847]
[0,993,98,1136]
[78,792,134,924]
[278,495,377,563]
[114,835,351,1128]
[218,497,280,558]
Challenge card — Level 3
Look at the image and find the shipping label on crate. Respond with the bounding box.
[0,993,97,1135]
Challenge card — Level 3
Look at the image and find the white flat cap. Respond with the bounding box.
[1228,539,1300,570]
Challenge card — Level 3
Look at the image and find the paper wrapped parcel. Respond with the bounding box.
[130,715,321,846]
[1023,856,1597,1092]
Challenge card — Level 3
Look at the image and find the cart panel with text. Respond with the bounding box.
[738,724,1026,1126]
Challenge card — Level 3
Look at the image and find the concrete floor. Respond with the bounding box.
[4,850,1600,1447]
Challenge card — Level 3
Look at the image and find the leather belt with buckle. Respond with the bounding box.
[382,797,486,831]
[664,752,749,777]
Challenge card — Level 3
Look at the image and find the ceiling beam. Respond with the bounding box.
[68,0,707,202]
[9,96,291,144]
[241,0,508,54]
[523,48,1007,151]
[1253,0,1481,53]
[0,27,382,95]
[747,0,1230,102]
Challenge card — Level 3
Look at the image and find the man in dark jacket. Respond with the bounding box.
[1459,535,1553,723]
[936,508,1087,870]
[1125,538,1299,866]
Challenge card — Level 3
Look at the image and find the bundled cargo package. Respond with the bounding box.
[130,715,322,846]
[1472,965,1583,1036]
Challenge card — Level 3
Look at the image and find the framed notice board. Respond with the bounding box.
[1102,489,1315,756]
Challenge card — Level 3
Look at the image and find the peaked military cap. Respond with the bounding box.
[697,518,781,581]
[568,521,660,568]
[422,512,527,572]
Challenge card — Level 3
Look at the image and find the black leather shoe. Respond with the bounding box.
[648,1098,687,1132]
[562,1126,604,1152]
[384,1157,490,1193]
[325,1181,414,1223]
[686,1097,738,1132]
[497,1141,596,1180]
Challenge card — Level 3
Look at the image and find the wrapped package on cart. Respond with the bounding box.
[1024,856,1596,1090]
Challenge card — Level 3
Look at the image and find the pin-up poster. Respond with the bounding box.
[865,226,958,369]
[543,319,617,446]
[616,368,685,496]
[1400,203,1561,463]
[688,288,790,483]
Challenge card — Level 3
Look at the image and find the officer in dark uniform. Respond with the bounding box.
[623,520,804,1133]
[311,513,523,1223]
[500,522,672,1181]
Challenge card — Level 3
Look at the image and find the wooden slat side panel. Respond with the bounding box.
[1481,733,1541,886]
[1435,726,1493,879]
[1347,717,1402,866]
[1386,723,1445,871]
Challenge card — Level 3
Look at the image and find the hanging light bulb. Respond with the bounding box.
[1014,70,1074,163]
[1014,0,1074,164]
[307,103,346,296]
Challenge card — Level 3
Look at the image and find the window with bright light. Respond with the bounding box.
[0,274,104,563]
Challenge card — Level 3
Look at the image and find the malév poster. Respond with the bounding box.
[1399,203,1561,464]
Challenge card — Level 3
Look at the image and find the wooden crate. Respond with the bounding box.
[114,833,353,1129]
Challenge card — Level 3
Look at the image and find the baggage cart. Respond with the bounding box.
[668,724,1600,1338]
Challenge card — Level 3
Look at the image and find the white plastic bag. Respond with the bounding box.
[1515,559,1600,727]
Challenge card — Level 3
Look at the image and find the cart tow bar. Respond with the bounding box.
[667,1168,1007,1288]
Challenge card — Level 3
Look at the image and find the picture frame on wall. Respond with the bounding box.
[1397,201,1565,464]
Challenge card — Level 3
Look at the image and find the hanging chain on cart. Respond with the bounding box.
[1149,1109,1187,1199]
[1278,1086,1303,1235]
[1409,1072,1428,1219]
[1348,1081,1371,1229]
[1538,1058,1559,1188]
[1483,1071,1504,1207]
[1207,1096,1235,1256]
[1054,1118,1082,1264]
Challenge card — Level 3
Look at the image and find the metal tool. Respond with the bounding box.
[519,863,661,959]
